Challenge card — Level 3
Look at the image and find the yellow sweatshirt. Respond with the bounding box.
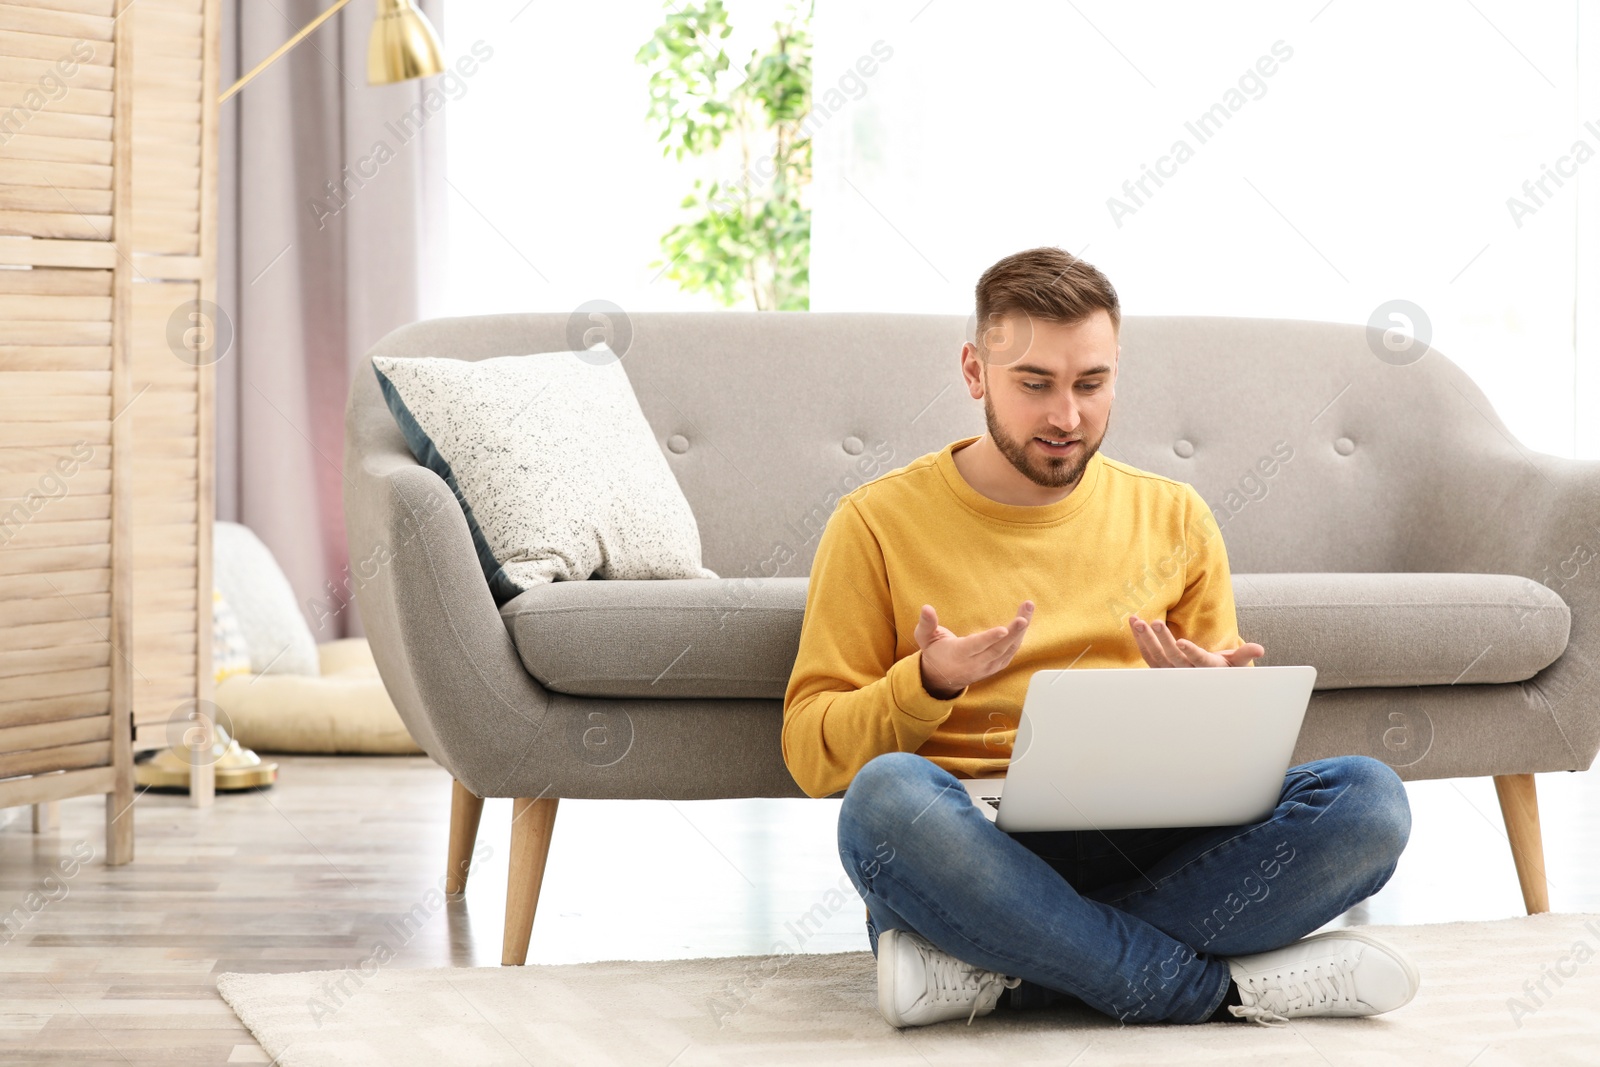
[781,435,1248,799]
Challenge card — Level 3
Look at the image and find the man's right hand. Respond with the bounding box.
[914,601,1035,699]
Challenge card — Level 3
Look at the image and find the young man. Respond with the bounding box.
[781,247,1419,1029]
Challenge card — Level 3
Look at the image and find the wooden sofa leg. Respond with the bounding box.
[1493,773,1550,914]
[447,779,486,895]
[503,796,559,966]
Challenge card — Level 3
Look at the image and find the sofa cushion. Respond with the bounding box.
[501,578,808,699]
[1236,572,1569,689]
[500,572,1570,700]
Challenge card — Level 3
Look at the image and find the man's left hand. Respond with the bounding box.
[1129,613,1264,667]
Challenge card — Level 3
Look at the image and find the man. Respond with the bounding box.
[781,247,1419,1029]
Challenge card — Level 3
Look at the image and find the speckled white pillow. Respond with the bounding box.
[372,349,718,605]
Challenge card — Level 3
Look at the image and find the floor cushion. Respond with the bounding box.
[218,638,423,755]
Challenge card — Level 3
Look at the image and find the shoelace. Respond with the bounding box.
[1230,956,1361,1027]
[922,949,1023,1025]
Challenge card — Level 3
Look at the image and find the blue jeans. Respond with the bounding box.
[837,750,1411,1025]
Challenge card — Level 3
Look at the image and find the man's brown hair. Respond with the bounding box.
[973,247,1121,355]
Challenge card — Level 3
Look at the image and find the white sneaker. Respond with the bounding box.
[1223,929,1420,1026]
[876,928,1022,1027]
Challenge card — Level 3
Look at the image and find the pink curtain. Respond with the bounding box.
[216,0,447,641]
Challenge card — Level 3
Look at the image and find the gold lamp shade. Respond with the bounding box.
[369,0,444,85]
[219,0,446,104]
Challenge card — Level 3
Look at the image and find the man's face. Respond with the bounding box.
[963,309,1119,489]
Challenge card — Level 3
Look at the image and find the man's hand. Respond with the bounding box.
[915,601,1035,698]
[1129,612,1264,667]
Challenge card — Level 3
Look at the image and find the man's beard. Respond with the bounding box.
[983,392,1106,490]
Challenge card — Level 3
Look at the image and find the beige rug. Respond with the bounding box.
[218,913,1600,1066]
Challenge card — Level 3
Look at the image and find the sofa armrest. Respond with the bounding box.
[1421,445,1600,771]
[344,441,556,796]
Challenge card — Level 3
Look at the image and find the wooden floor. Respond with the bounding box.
[1,755,1597,1064]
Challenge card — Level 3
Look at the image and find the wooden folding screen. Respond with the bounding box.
[0,0,219,859]
[126,0,217,802]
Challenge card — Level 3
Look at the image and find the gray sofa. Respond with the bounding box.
[344,311,1598,965]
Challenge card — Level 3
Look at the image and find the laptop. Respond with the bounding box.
[963,665,1317,832]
